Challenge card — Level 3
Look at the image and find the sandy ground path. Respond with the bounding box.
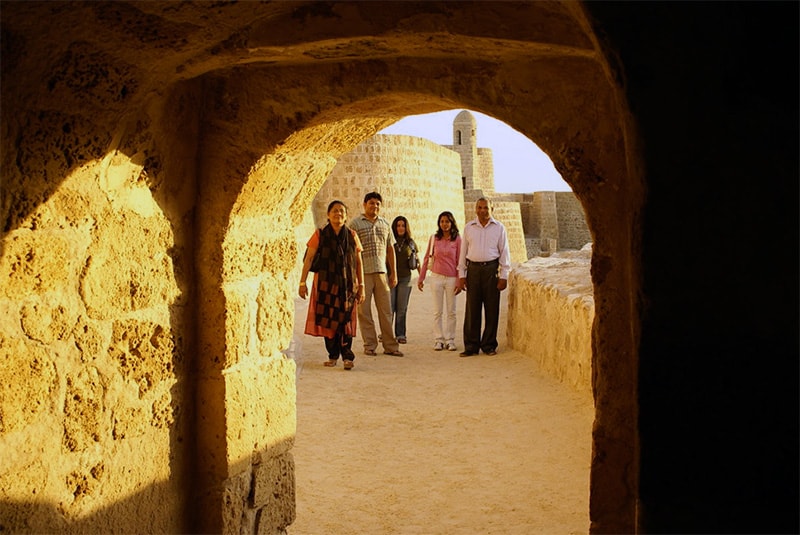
[287,278,594,535]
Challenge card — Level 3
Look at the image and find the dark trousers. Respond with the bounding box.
[324,329,355,361]
[463,260,501,354]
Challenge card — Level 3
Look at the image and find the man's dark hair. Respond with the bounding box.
[364,191,383,203]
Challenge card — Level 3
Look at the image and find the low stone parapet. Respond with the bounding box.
[507,245,594,397]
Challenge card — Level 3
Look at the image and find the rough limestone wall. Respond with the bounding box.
[198,118,346,535]
[313,134,466,240]
[442,144,468,190]
[556,192,592,249]
[295,207,319,287]
[518,194,535,229]
[507,246,594,396]
[477,148,495,192]
[493,202,528,264]
[530,191,560,246]
[2,2,649,532]
[0,97,195,532]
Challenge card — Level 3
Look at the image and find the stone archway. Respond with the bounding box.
[1,3,641,533]
[193,6,642,531]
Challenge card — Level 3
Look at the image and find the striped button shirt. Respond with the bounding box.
[348,215,395,274]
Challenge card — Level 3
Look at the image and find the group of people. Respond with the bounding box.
[298,192,511,370]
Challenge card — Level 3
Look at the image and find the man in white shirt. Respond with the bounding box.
[457,197,512,357]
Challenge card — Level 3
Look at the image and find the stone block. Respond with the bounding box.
[224,357,297,474]
[222,471,251,535]
[251,453,296,531]
[508,251,594,395]
[0,338,57,435]
[0,228,90,300]
[63,368,106,452]
[80,208,181,319]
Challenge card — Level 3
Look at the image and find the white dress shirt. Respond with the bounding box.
[457,217,512,279]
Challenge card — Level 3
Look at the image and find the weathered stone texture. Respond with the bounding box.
[489,201,528,264]
[1,78,192,532]
[2,0,633,529]
[7,2,790,534]
[252,454,296,532]
[221,449,296,535]
[313,134,466,237]
[556,192,592,249]
[224,358,296,475]
[0,339,57,434]
[508,247,594,396]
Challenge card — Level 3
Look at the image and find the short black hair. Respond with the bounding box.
[364,191,383,203]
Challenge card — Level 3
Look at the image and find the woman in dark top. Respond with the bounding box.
[390,215,419,344]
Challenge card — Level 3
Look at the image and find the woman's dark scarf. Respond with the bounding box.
[314,223,358,333]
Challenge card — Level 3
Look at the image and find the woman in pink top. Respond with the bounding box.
[417,211,463,351]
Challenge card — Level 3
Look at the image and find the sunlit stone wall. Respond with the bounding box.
[0,135,193,532]
[312,134,466,244]
[507,246,594,396]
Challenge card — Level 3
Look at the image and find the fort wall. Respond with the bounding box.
[556,192,593,249]
[0,132,194,532]
[507,246,594,396]
[476,147,495,192]
[307,125,580,266]
[308,111,589,265]
[312,135,466,242]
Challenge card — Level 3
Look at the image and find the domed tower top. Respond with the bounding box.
[453,110,477,148]
[452,110,479,189]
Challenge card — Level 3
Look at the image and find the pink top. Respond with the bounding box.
[419,234,462,282]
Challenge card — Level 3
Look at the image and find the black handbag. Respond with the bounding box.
[306,246,322,273]
[306,229,324,272]
[408,241,419,270]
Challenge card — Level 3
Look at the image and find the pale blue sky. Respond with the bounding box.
[379,109,571,193]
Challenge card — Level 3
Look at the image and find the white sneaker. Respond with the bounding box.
[446,342,457,351]
[433,341,444,351]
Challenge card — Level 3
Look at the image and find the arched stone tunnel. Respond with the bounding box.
[1,2,796,534]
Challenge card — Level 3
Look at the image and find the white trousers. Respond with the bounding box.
[427,271,458,343]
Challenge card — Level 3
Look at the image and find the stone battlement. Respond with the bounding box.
[309,112,591,264]
[508,245,594,396]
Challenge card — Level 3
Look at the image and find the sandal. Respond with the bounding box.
[364,349,377,356]
[343,360,354,370]
[323,359,337,367]
[383,350,404,357]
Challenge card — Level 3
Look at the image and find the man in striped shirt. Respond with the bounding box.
[457,197,512,357]
[349,191,404,357]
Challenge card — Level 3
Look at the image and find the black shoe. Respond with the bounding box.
[485,350,497,356]
[459,351,477,358]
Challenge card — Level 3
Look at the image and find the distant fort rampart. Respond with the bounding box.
[312,134,465,244]
[307,110,591,262]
